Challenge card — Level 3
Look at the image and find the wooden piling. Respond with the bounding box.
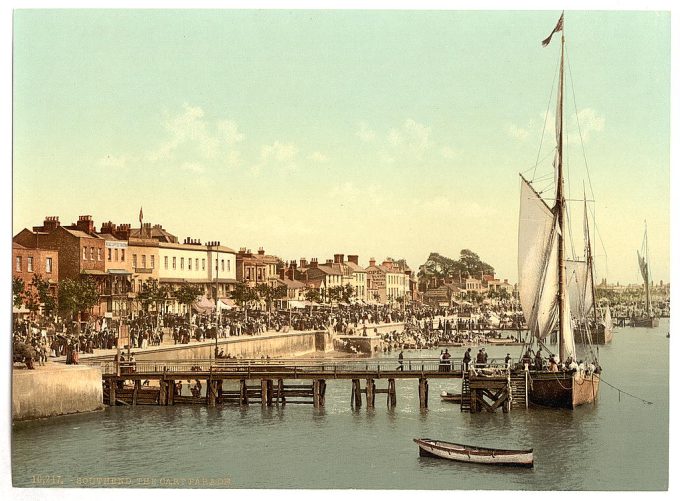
[167,380,175,405]
[313,380,321,408]
[132,379,140,406]
[366,378,375,408]
[261,380,269,406]
[388,379,396,407]
[159,379,167,406]
[240,379,249,405]
[277,379,285,404]
[351,379,362,407]
[418,378,428,409]
[108,379,116,406]
[208,380,217,407]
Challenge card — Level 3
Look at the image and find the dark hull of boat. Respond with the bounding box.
[440,392,462,403]
[573,324,613,344]
[414,438,533,467]
[630,316,659,328]
[529,372,599,409]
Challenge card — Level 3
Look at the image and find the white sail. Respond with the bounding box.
[603,305,613,330]
[565,259,593,317]
[562,290,576,361]
[518,177,559,340]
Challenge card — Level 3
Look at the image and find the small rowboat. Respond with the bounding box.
[413,438,533,467]
[440,391,462,403]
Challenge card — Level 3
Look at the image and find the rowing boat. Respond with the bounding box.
[440,391,462,403]
[413,438,533,467]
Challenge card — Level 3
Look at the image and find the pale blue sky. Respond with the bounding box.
[12,10,671,284]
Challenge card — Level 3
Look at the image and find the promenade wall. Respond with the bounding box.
[133,330,328,362]
[12,365,104,421]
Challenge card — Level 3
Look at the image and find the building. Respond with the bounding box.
[236,248,280,288]
[12,241,59,312]
[365,258,408,305]
[345,255,367,303]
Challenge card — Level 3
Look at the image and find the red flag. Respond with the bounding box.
[139,206,143,224]
[542,12,564,47]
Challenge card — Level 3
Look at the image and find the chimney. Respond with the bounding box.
[369,257,376,267]
[114,224,131,240]
[310,258,318,268]
[100,221,115,235]
[279,268,286,280]
[76,215,95,235]
[299,258,308,268]
[347,255,359,265]
[334,254,344,264]
[258,247,265,255]
[325,259,333,266]
[41,216,61,233]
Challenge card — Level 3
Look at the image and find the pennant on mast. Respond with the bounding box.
[541,12,564,47]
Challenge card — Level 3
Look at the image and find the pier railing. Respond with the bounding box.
[84,357,510,378]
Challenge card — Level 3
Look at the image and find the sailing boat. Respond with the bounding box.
[630,222,659,327]
[517,12,600,408]
[568,199,613,344]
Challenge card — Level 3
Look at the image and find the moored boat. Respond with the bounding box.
[528,371,600,408]
[413,438,533,467]
[440,391,462,403]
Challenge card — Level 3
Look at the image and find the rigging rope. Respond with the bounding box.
[531,55,562,182]
[599,376,654,405]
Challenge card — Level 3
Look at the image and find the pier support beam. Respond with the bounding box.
[313,379,326,408]
[167,380,175,405]
[277,379,285,404]
[261,379,269,407]
[108,379,116,406]
[418,378,429,409]
[387,379,396,408]
[132,379,140,406]
[365,378,375,408]
[240,379,249,405]
[208,380,217,407]
[159,380,167,406]
[351,379,362,408]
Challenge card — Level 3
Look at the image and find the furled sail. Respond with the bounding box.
[518,177,559,340]
[565,259,593,317]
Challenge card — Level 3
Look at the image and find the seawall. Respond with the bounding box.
[12,364,104,421]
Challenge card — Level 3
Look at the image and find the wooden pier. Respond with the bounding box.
[89,358,528,413]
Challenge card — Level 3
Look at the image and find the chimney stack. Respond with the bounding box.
[347,255,359,265]
[299,258,308,268]
[258,247,265,255]
[369,257,376,267]
[310,258,318,268]
[76,215,95,235]
[334,254,344,264]
[41,216,60,233]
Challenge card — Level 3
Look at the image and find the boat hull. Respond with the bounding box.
[414,438,533,467]
[528,372,600,409]
[440,392,462,403]
[630,316,659,328]
[573,324,613,344]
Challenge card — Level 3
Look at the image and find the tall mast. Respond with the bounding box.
[585,196,598,326]
[556,21,567,362]
[644,221,651,317]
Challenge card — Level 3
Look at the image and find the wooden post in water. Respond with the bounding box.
[208,380,217,407]
[240,379,249,405]
[108,379,116,406]
[159,379,167,406]
[351,379,362,407]
[132,379,140,406]
[167,380,175,406]
[313,379,321,408]
[418,378,429,409]
[261,380,268,407]
[388,379,396,407]
[319,379,326,407]
[277,379,285,404]
[366,378,375,408]
[470,389,478,413]
[266,380,274,406]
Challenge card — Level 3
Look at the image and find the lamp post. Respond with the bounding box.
[208,241,220,356]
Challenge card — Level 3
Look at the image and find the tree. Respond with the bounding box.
[174,283,203,329]
[304,288,321,304]
[328,285,344,305]
[341,283,355,303]
[58,277,99,329]
[12,277,25,309]
[256,283,287,326]
[137,278,170,327]
[231,282,258,309]
[31,274,56,317]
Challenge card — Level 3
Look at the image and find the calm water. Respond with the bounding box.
[12,320,669,490]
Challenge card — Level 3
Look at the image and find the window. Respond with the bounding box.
[202,259,205,270]
[115,248,119,261]
[142,255,146,268]
[45,257,52,273]
[133,254,138,268]
[108,248,112,261]
[151,256,155,269]
[227,260,230,272]
[165,256,168,270]
[180,258,184,270]
[97,248,102,261]
[188,258,192,270]
[83,247,87,260]
[27,256,34,272]
[221,259,224,272]
[121,249,125,261]
[90,247,94,260]
[15,256,21,271]
[195,258,199,270]
[173,257,176,269]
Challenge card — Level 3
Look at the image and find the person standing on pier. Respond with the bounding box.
[463,348,472,371]
[398,350,404,371]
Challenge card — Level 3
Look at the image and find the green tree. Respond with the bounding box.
[174,283,203,330]
[58,277,99,329]
[341,283,355,303]
[328,285,344,305]
[12,277,25,309]
[137,278,170,327]
[256,283,287,326]
[30,274,56,317]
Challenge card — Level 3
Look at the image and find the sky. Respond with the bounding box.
[11,8,671,285]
